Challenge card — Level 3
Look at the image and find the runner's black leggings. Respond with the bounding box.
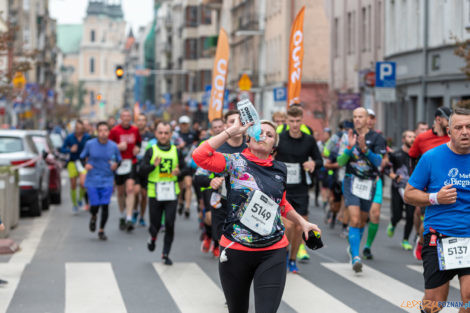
[390,186,414,240]
[148,198,177,255]
[219,247,286,313]
[90,204,109,229]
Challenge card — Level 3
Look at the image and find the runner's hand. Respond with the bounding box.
[171,167,180,176]
[110,162,118,171]
[132,146,140,156]
[226,118,253,138]
[347,129,357,147]
[302,160,316,173]
[301,221,322,239]
[210,177,224,190]
[70,144,78,153]
[154,157,161,167]
[118,142,127,151]
[437,184,457,204]
[85,163,93,171]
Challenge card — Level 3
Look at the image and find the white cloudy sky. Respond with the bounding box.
[49,0,154,31]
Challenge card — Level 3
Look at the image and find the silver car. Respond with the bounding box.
[0,130,50,216]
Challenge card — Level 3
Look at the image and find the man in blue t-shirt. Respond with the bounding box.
[80,121,121,240]
[405,107,470,313]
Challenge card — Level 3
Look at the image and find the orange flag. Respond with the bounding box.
[287,6,305,108]
[133,102,140,122]
[209,28,229,122]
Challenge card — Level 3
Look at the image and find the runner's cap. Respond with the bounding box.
[435,107,452,120]
[179,115,191,124]
[367,109,376,117]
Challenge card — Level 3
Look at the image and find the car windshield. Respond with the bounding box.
[0,137,23,153]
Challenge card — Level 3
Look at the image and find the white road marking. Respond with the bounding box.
[0,264,26,313]
[283,273,358,313]
[65,263,127,313]
[153,262,225,313]
[322,263,459,312]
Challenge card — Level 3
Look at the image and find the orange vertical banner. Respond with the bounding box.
[287,6,305,108]
[133,102,140,122]
[209,28,229,122]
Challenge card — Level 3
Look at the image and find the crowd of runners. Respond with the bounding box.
[55,102,470,313]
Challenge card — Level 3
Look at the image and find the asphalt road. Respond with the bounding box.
[0,173,463,313]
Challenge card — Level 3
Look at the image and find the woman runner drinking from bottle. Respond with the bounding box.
[193,118,321,313]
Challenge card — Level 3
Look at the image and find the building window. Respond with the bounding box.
[334,17,339,57]
[431,54,440,71]
[91,30,95,42]
[184,39,198,60]
[90,58,95,74]
[347,12,355,54]
[185,6,198,27]
[200,5,212,25]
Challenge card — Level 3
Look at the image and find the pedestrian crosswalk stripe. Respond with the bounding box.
[153,262,226,313]
[0,264,26,313]
[65,263,127,313]
[283,272,358,313]
[322,263,461,313]
[406,265,460,290]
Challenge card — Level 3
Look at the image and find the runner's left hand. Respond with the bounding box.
[171,167,180,176]
[302,160,316,173]
[133,146,140,156]
[301,221,321,240]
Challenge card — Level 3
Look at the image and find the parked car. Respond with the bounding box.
[30,131,62,205]
[0,130,50,216]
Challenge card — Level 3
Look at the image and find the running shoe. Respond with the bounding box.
[89,215,96,232]
[119,217,126,231]
[212,246,220,258]
[72,205,79,214]
[162,254,173,266]
[387,222,395,238]
[288,260,299,273]
[98,231,107,241]
[177,203,184,215]
[139,218,147,227]
[297,243,310,262]
[201,236,211,253]
[0,279,8,286]
[363,247,373,260]
[147,238,156,252]
[126,220,134,232]
[413,238,423,261]
[402,240,412,251]
[352,257,363,273]
[131,211,139,225]
[184,209,190,218]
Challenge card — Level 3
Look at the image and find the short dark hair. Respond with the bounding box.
[156,121,171,130]
[287,106,303,118]
[415,121,427,129]
[76,119,84,126]
[224,110,240,123]
[96,121,109,130]
[435,107,452,120]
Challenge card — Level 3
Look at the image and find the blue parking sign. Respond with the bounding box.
[375,62,396,88]
[273,87,287,102]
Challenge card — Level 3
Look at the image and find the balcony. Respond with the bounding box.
[233,14,261,35]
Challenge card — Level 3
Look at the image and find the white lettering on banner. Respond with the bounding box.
[290,30,303,84]
[211,59,227,112]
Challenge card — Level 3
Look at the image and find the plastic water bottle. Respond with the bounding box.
[237,98,261,141]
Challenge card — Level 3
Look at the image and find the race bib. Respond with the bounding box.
[240,190,278,236]
[156,181,176,201]
[351,176,373,200]
[437,237,470,270]
[75,160,85,173]
[116,159,132,175]
[210,192,222,209]
[285,163,301,185]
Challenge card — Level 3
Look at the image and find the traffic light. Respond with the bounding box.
[115,65,124,79]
